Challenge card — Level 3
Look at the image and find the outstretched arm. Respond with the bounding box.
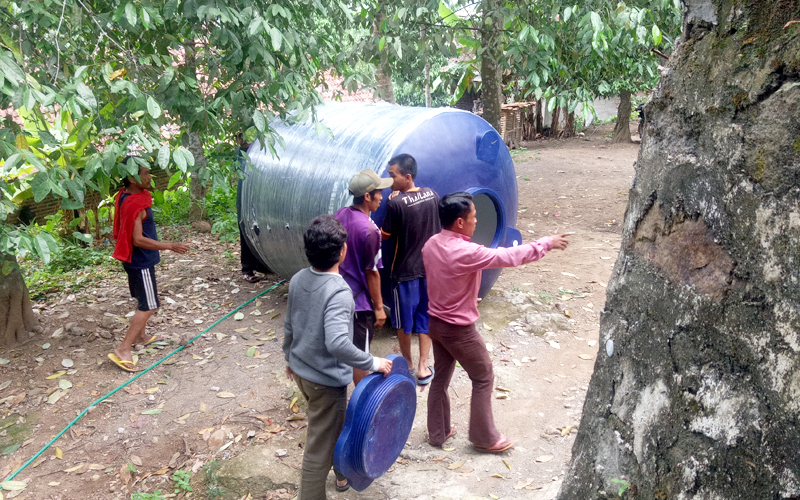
[131,210,189,253]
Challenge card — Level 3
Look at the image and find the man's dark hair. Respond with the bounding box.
[304,214,348,270]
[388,153,417,180]
[352,188,382,206]
[439,192,474,229]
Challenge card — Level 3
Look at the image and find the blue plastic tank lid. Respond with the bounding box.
[334,354,417,491]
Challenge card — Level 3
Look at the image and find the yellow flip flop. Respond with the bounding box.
[142,335,163,346]
[108,353,139,372]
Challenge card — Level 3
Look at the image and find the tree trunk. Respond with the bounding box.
[422,26,431,108]
[535,99,543,134]
[550,105,561,137]
[563,111,576,138]
[373,17,395,104]
[479,0,502,132]
[187,131,208,222]
[557,2,800,499]
[611,89,633,143]
[0,257,37,345]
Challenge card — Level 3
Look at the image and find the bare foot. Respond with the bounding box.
[113,348,134,365]
[417,365,432,379]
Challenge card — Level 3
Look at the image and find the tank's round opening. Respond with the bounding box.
[466,188,506,248]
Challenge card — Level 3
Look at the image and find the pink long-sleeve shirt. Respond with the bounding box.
[422,230,553,326]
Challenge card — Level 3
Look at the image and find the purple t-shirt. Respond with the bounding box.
[335,206,383,312]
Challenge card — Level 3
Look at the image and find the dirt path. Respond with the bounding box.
[0,122,639,500]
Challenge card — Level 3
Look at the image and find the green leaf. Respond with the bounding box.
[1,444,21,456]
[180,147,195,167]
[270,27,282,51]
[157,145,170,168]
[378,36,386,52]
[141,409,163,415]
[146,96,162,118]
[72,232,93,244]
[167,170,182,189]
[125,2,138,26]
[0,54,25,85]
[438,1,458,27]
[253,109,266,133]
[164,0,178,18]
[590,11,602,32]
[652,25,663,46]
[246,347,256,357]
[563,7,572,23]
[76,82,97,110]
[49,180,69,198]
[2,153,21,170]
[61,199,84,210]
[31,172,51,202]
[394,38,402,59]
[38,131,58,148]
[248,17,262,36]
[34,234,53,264]
[173,149,187,172]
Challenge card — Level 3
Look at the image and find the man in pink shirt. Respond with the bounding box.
[422,192,569,453]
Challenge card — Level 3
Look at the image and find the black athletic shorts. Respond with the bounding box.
[125,266,160,312]
[353,310,376,353]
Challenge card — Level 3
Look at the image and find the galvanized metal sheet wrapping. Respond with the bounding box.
[240,102,520,296]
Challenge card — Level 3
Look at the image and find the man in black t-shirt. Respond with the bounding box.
[381,154,441,385]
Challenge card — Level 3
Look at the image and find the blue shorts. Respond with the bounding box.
[391,278,429,334]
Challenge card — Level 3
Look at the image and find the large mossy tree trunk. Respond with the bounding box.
[557,2,800,500]
[611,89,633,143]
[0,257,36,345]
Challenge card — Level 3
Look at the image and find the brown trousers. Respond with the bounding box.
[427,316,501,448]
[294,375,347,500]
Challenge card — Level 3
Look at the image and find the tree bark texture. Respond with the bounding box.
[550,105,561,138]
[612,89,633,143]
[535,99,544,134]
[187,131,208,222]
[373,17,395,104]
[557,2,800,499]
[479,0,502,133]
[563,111,576,138]
[0,257,36,345]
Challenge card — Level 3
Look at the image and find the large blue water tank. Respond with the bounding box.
[241,103,522,297]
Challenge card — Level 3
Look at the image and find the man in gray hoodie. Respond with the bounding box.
[284,214,392,499]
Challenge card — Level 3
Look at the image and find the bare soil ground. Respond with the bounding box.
[0,121,639,500]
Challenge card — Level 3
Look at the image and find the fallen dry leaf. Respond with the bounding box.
[491,473,504,478]
[448,461,464,470]
[578,354,593,360]
[442,446,455,452]
[54,447,63,459]
[535,455,554,463]
[217,391,236,399]
[130,455,142,466]
[561,425,575,436]
[514,478,535,490]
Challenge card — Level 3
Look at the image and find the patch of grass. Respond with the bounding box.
[510,147,528,157]
[20,243,117,301]
[131,491,166,500]
[203,460,225,499]
[172,469,192,494]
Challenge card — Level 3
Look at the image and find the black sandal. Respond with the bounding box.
[242,273,262,283]
[335,479,350,492]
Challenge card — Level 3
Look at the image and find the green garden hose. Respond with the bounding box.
[1,279,285,489]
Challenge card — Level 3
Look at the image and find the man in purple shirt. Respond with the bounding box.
[335,170,393,385]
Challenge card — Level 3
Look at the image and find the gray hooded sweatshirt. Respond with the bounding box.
[283,268,378,387]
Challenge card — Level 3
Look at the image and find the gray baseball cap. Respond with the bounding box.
[349,169,393,197]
